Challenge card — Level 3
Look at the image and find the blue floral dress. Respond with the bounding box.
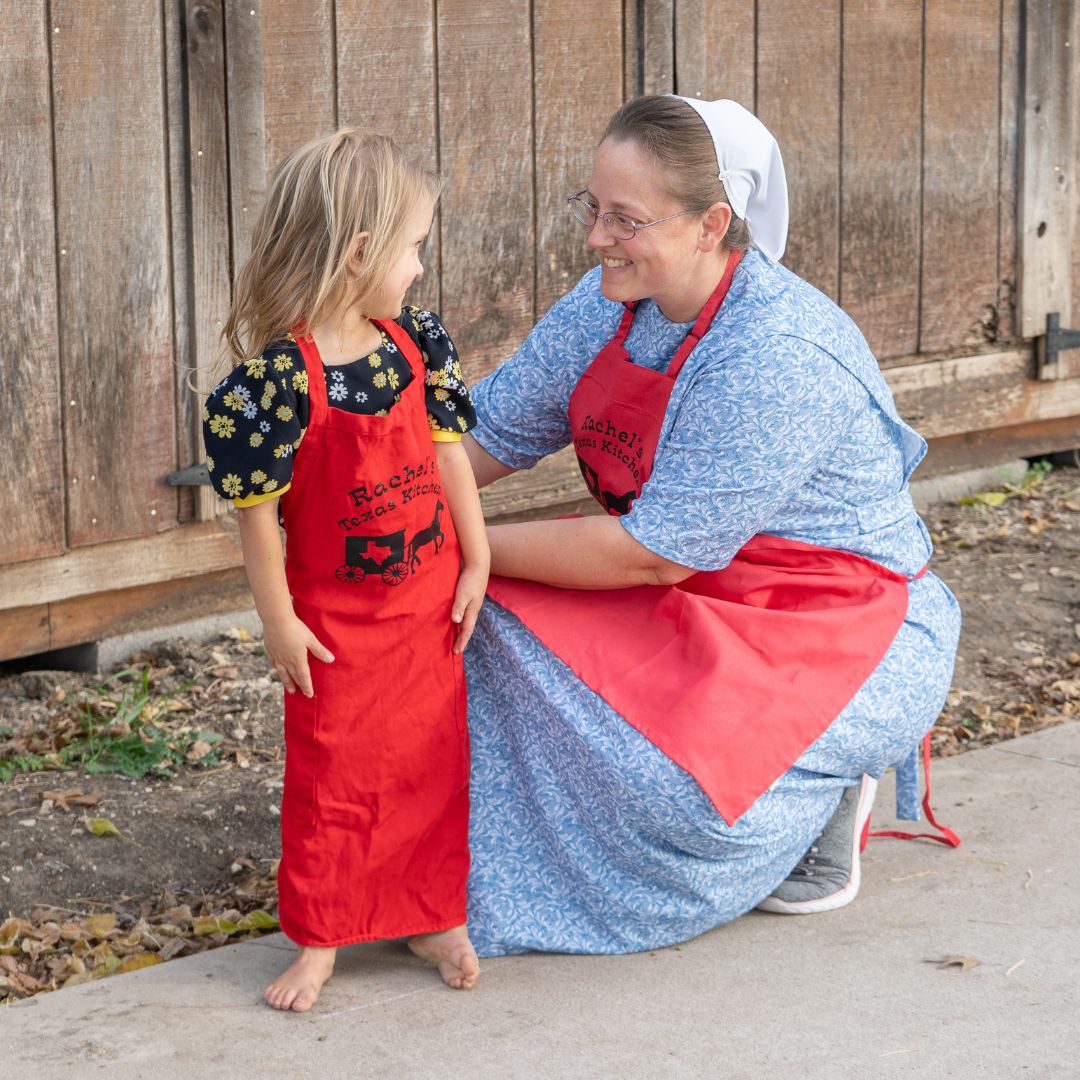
[464,248,961,956]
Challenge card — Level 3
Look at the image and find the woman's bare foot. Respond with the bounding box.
[407,924,479,990]
[264,945,336,1012]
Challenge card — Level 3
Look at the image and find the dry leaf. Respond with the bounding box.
[84,816,120,838]
[927,955,982,972]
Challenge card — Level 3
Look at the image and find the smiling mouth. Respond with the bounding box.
[601,257,632,268]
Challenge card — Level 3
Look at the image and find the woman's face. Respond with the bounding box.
[584,138,710,319]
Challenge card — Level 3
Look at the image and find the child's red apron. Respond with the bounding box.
[276,319,469,947]
[486,251,920,826]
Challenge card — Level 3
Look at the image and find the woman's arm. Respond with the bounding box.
[487,515,695,589]
[462,433,516,489]
[235,498,334,695]
[435,440,491,651]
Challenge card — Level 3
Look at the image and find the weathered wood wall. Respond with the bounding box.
[1,0,1079,662]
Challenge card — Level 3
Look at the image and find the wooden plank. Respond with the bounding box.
[185,1,232,521]
[922,414,1080,477]
[335,0,440,314]
[0,568,252,663]
[642,0,674,96]
[674,0,755,107]
[46,567,252,655]
[885,345,1080,440]
[840,0,923,358]
[534,0,624,314]
[0,2,65,564]
[1018,0,1076,346]
[164,0,197,527]
[478,446,589,522]
[998,0,1021,342]
[756,0,840,297]
[51,0,178,546]
[223,1,267,285]
[919,0,1002,354]
[623,0,639,99]
[0,520,245,611]
[436,0,534,378]
[259,0,336,172]
[0,605,51,662]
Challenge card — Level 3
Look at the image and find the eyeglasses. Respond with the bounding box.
[567,191,697,240]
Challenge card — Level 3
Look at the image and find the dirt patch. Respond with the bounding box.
[2,464,1079,1000]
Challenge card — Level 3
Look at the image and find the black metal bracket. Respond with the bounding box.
[165,463,211,487]
[1041,312,1080,368]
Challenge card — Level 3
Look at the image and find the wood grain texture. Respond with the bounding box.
[335,0,441,313]
[922,414,1080,477]
[674,0,755,107]
[0,604,51,661]
[0,567,251,662]
[919,0,1002,354]
[0,2,65,564]
[1017,0,1075,342]
[0,519,244,611]
[997,0,1020,342]
[756,0,840,297]
[436,0,534,379]
[224,1,267,278]
[840,0,923,358]
[164,0,197,527]
[534,0,624,314]
[51,0,178,546]
[186,1,232,520]
[259,0,336,172]
[623,0,639,99]
[642,0,674,95]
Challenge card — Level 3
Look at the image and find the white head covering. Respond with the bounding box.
[673,96,789,262]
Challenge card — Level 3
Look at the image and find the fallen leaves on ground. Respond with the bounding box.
[926,955,982,972]
[0,868,279,1004]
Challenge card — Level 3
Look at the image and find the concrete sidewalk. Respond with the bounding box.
[4,724,1078,1080]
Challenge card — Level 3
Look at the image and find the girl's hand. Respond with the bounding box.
[451,563,489,654]
[262,612,335,697]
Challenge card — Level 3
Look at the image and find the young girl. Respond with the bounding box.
[202,129,488,1012]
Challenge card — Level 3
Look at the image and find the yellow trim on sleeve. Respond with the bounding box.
[429,430,463,443]
[232,481,291,508]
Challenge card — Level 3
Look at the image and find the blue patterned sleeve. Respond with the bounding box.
[470,270,619,470]
[622,337,853,570]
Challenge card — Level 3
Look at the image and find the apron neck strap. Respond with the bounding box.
[667,248,744,380]
[613,301,637,346]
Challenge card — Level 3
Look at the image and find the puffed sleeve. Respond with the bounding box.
[201,343,310,506]
[468,268,621,470]
[621,337,854,571]
[402,307,477,441]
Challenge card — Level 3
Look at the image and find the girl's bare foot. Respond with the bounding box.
[407,924,479,989]
[264,945,336,1012]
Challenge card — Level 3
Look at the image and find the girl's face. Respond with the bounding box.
[584,138,712,320]
[361,194,435,321]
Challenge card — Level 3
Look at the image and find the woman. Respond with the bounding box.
[460,95,960,956]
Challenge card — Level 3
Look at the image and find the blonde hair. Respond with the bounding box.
[222,128,439,365]
[601,96,751,251]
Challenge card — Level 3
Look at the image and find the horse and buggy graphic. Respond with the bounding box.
[335,501,445,587]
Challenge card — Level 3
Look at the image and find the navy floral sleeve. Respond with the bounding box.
[202,308,474,506]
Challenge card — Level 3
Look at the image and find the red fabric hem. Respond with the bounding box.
[279,912,470,950]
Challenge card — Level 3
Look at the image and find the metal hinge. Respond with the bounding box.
[165,464,211,487]
[1038,312,1080,373]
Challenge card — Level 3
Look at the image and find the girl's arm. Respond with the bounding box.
[235,498,335,696]
[434,440,490,652]
[487,516,695,589]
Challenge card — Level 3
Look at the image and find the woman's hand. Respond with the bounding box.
[261,611,335,697]
[451,562,489,653]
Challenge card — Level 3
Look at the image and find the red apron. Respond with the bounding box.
[276,319,469,947]
[487,252,918,826]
